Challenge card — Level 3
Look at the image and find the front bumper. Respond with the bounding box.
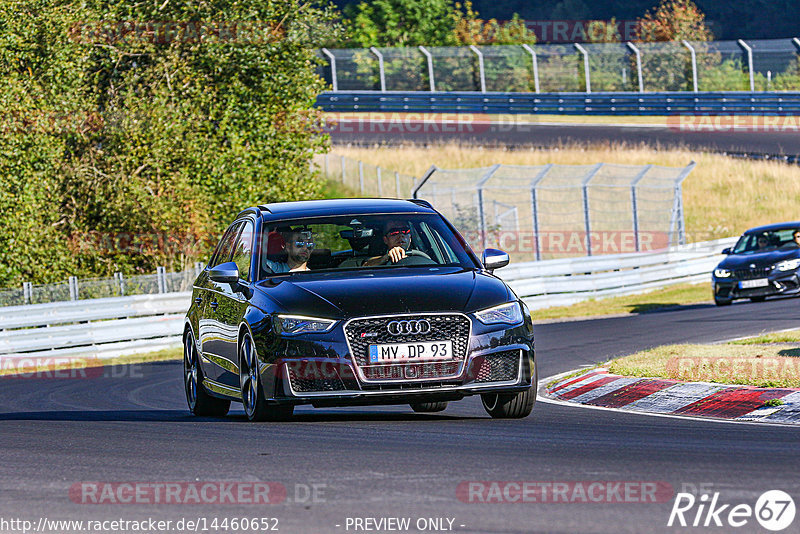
[714,272,800,301]
[257,314,535,407]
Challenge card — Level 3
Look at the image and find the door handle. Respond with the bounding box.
[210,301,218,311]
[195,297,203,305]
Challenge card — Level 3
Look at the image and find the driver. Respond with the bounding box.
[363,221,412,266]
[264,228,314,273]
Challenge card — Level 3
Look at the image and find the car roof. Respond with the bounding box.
[256,198,435,220]
[743,221,800,234]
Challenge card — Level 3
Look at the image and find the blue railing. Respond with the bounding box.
[316,91,800,115]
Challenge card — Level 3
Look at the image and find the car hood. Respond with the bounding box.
[717,248,800,269]
[254,268,512,318]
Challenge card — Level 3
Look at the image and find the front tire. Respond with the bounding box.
[410,401,448,413]
[240,333,293,422]
[481,366,537,419]
[714,297,732,306]
[184,330,230,417]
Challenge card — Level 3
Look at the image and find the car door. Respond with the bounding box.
[199,221,242,384]
[207,218,256,389]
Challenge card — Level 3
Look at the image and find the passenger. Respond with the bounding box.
[793,230,800,247]
[756,235,769,250]
[264,228,314,273]
[363,221,412,266]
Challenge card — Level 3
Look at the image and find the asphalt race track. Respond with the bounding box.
[1,297,799,533]
[329,119,800,157]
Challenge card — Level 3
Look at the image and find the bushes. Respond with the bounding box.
[0,0,338,286]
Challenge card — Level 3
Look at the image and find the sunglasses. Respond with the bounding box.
[293,241,315,249]
[386,228,411,237]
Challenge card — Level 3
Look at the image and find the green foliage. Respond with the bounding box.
[0,0,339,286]
[345,0,459,47]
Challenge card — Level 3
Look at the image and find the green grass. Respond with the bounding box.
[730,329,800,345]
[533,282,711,321]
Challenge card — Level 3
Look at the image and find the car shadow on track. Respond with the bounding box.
[0,409,481,423]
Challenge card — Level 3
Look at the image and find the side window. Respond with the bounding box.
[209,223,241,268]
[230,220,255,281]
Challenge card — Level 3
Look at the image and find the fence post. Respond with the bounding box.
[22,282,32,305]
[469,45,486,93]
[195,262,204,276]
[395,171,401,197]
[574,43,591,93]
[521,44,540,93]
[68,276,79,301]
[476,164,501,251]
[323,153,329,176]
[682,40,699,92]
[668,161,696,246]
[340,155,346,184]
[529,164,553,261]
[630,165,653,252]
[737,39,755,92]
[412,166,437,198]
[320,48,338,92]
[156,266,167,294]
[626,42,644,93]
[419,46,436,92]
[358,160,364,194]
[377,167,383,197]
[581,164,604,256]
[369,47,386,92]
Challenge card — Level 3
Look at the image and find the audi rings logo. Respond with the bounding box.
[387,320,431,336]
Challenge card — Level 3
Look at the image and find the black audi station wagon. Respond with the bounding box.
[183,199,536,421]
[712,222,800,305]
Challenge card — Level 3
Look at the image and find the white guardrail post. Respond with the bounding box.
[682,40,699,92]
[369,47,386,92]
[321,48,338,92]
[521,44,540,94]
[574,43,591,93]
[469,45,486,93]
[418,46,435,92]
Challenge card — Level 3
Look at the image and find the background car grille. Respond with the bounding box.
[344,314,470,382]
[469,350,520,383]
[734,267,771,279]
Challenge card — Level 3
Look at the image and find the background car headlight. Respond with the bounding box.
[275,314,336,335]
[776,259,800,271]
[474,302,523,325]
[714,268,731,278]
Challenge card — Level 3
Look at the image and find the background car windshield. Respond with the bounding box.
[258,214,478,278]
[732,228,800,253]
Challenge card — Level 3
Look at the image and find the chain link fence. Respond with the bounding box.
[0,265,202,308]
[313,153,419,198]
[318,38,800,93]
[412,162,694,262]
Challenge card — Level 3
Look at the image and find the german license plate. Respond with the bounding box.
[368,340,452,363]
[740,279,769,289]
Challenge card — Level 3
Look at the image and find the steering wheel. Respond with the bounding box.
[394,251,436,266]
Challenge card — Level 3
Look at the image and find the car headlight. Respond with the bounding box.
[474,302,523,325]
[776,259,800,271]
[714,268,731,278]
[275,314,336,335]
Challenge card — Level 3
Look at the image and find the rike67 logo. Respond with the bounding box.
[668,490,795,531]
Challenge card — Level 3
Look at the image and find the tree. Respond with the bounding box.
[636,0,713,42]
[345,0,459,47]
[0,0,340,286]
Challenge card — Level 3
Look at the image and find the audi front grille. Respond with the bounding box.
[343,313,471,383]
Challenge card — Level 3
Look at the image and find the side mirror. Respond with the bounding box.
[721,247,732,255]
[482,248,510,272]
[209,261,240,284]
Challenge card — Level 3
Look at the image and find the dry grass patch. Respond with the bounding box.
[608,343,800,388]
[333,142,800,241]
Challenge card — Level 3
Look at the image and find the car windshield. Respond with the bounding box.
[732,228,800,254]
[257,213,479,279]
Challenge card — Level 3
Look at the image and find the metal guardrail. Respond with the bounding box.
[503,237,737,310]
[0,292,190,364]
[316,91,800,115]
